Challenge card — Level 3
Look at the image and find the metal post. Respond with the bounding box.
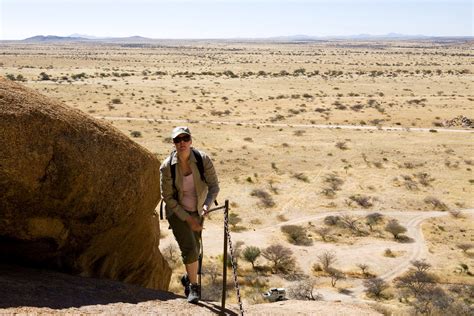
[198,216,204,295]
[221,199,229,313]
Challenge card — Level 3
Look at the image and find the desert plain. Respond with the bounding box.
[1,39,473,315]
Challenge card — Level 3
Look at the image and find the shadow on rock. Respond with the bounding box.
[194,301,239,316]
[0,264,177,309]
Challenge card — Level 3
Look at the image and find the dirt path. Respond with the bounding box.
[169,208,473,303]
[290,209,472,302]
[345,212,449,300]
[96,116,473,134]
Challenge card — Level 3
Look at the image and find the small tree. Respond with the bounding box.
[318,250,337,271]
[234,241,244,256]
[314,227,331,241]
[414,172,435,187]
[111,97,122,104]
[228,212,242,229]
[348,194,373,208]
[130,130,142,138]
[327,268,345,287]
[365,212,384,231]
[261,244,296,274]
[335,141,348,150]
[16,74,26,82]
[395,271,435,298]
[413,286,452,315]
[394,261,437,298]
[323,173,344,191]
[39,72,51,80]
[229,241,245,267]
[250,189,275,207]
[287,277,322,300]
[162,243,180,268]
[340,214,360,233]
[386,249,398,259]
[293,68,306,76]
[204,261,220,284]
[357,263,369,276]
[411,259,431,272]
[324,215,340,226]
[281,225,312,246]
[242,246,261,269]
[363,277,389,299]
[423,196,448,211]
[384,219,407,239]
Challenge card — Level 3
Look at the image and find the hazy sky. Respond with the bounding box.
[1,0,472,40]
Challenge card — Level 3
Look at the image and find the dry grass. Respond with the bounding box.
[2,40,473,309]
[423,214,474,284]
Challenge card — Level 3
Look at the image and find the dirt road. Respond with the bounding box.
[162,208,473,303]
[97,116,473,134]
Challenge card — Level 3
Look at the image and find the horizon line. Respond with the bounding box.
[5,33,474,41]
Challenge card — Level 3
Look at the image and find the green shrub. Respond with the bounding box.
[281,225,312,246]
[242,246,261,269]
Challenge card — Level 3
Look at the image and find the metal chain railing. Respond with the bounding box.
[206,200,244,315]
[224,206,244,316]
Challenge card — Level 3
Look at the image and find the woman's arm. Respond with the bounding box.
[160,159,190,221]
[202,153,220,208]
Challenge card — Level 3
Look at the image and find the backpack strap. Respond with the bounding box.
[192,148,206,183]
[170,150,178,193]
[192,148,217,206]
[159,199,165,220]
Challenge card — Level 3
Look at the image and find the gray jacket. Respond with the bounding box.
[160,148,219,221]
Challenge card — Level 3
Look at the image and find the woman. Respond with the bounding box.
[160,126,219,303]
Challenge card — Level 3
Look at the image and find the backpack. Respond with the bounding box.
[159,148,216,220]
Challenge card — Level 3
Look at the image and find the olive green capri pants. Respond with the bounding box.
[168,211,202,265]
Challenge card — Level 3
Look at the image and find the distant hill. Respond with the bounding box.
[18,34,473,43]
[22,35,152,43]
[23,35,89,42]
[267,33,473,42]
[68,33,102,39]
[107,36,152,43]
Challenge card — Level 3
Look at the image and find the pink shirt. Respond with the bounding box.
[182,173,197,212]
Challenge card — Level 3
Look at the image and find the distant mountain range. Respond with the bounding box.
[268,33,472,41]
[15,33,474,43]
[21,35,152,43]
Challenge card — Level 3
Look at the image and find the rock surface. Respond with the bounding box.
[0,78,170,290]
[0,263,381,315]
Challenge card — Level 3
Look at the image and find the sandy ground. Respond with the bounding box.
[0,39,472,314]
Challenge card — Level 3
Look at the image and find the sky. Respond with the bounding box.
[0,0,472,40]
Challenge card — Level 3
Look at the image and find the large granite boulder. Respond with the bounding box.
[0,77,171,290]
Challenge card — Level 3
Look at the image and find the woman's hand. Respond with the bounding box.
[202,204,209,216]
[186,216,203,232]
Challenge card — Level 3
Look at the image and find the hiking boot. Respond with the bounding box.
[187,283,200,304]
[180,274,190,297]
